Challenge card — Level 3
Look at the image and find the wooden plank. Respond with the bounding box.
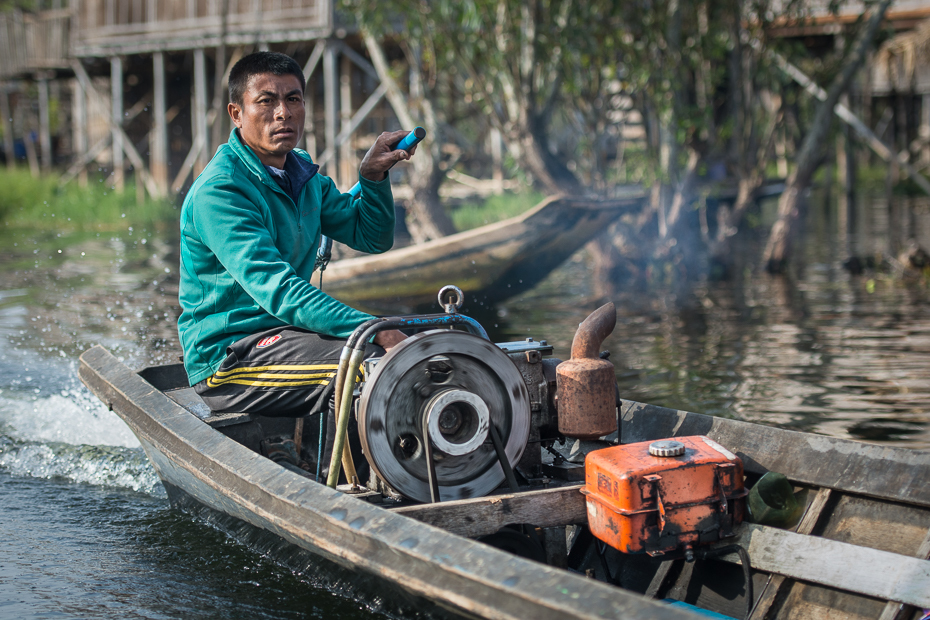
[878,526,930,620]
[621,401,930,508]
[747,487,834,620]
[302,39,325,79]
[391,485,586,539]
[719,523,930,608]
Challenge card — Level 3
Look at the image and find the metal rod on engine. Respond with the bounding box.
[326,312,490,489]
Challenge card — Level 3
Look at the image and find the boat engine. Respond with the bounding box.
[353,287,616,503]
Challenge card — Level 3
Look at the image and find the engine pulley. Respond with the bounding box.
[358,330,530,502]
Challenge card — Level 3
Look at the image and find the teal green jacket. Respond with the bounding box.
[178,129,395,386]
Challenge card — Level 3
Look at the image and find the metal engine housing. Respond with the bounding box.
[357,330,558,502]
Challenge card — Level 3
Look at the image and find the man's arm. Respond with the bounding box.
[192,177,374,338]
[319,130,419,253]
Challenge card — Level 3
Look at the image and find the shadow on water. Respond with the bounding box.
[1,187,929,619]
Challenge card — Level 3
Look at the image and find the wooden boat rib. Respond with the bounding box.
[79,345,930,620]
[322,193,647,307]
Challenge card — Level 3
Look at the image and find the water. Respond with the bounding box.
[1,192,929,619]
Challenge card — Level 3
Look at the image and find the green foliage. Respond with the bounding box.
[0,167,176,231]
[451,191,545,232]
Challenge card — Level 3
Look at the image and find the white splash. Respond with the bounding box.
[0,389,140,448]
[0,384,162,495]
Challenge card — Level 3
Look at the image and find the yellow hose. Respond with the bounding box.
[327,347,365,488]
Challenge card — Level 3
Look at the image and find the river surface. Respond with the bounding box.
[1,191,928,619]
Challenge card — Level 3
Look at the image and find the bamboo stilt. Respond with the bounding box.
[72,76,88,186]
[193,48,209,175]
[0,88,14,169]
[323,40,338,183]
[151,52,168,196]
[111,55,124,191]
[37,75,52,171]
[339,52,353,187]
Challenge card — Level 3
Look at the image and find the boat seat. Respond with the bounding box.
[162,386,253,428]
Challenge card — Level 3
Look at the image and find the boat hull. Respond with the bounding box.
[79,345,930,620]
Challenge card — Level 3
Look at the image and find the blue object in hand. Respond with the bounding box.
[347,127,426,197]
[317,128,426,273]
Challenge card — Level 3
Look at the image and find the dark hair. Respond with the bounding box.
[228,52,306,105]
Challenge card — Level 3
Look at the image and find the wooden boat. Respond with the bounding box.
[79,337,930,620]
[321,193,647,308]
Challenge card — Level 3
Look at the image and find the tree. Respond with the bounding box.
[762,0,893,273]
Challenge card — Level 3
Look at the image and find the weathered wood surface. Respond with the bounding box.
[747,488,834,620]
[393,485,586,538]
[71,0,334,57]
[0,8,70,79]
[722,523,930,608]
[324,194,646,306]
[78,346,695,620]
[621,401,930,508]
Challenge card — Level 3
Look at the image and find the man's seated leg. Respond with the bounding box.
[194,326,384,418]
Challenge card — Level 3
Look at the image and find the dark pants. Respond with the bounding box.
[194,326,384,418]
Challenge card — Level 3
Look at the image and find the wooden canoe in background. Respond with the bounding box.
[321,193,647,308]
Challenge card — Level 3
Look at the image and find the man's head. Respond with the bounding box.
[228,51,305,106]
[227,52,306,168]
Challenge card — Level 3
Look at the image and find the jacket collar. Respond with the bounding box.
[228,128,319,195]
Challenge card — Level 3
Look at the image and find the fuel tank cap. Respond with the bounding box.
[648,440,686,457]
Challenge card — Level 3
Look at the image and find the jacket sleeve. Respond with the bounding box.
[318,173,395,253]
[190,175,374,338]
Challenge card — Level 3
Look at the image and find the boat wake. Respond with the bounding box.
[0,378,163,496]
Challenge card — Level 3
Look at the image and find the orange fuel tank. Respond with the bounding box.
[583,436,747,555]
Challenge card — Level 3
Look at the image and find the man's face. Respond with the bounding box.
[228,73,305,168]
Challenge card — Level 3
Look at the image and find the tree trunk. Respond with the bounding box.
[762,0,893,272]
[511,124,580,195]
[361,29,455,243]
[405,155,456,243]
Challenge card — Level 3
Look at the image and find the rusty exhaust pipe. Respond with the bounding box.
[556,303,617,440]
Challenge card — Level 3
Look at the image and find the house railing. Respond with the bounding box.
[70,0,333,56]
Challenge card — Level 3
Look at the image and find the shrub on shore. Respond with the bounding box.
[0,167,176,231]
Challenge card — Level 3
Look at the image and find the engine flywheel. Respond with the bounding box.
[358,330,530,502]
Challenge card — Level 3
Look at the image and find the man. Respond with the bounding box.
[178,51,410,418]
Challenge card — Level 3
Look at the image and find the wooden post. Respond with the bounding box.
[211,43,227,152]
[304,78,316,157]
[37,74,52,171]
[843,94,857,214]
[921,93,930,165]
[0,87,14,169]
[323,40,338,183]
[20,97,39,177]
[72,77,88,186]
[339,52,353,187]
[490,127,503,190]
[111,55,124,191]
[193,48,209,175]
[151,51,168,196]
